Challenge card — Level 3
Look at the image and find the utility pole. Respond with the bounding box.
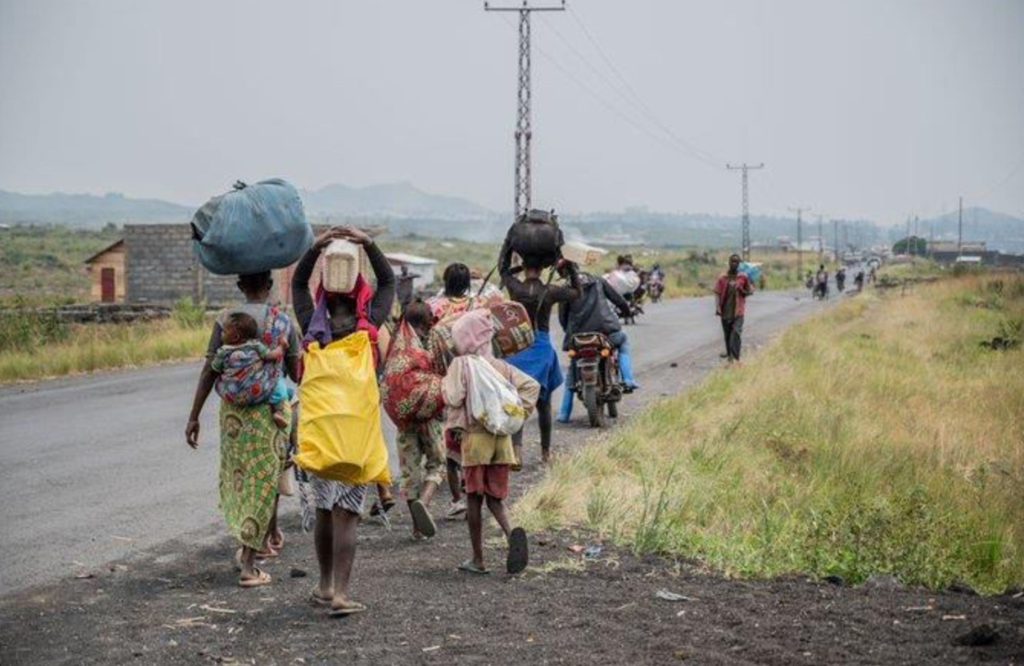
[788,206,810,276]
[957,196,963,258]
[485,0,566,221]
[906,217,912,258]
[833,218,839,262]
[726,162,765,260]
[816,214,825,263]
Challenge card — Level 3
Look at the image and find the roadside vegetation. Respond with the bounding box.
[389,234,807,297]
[518,274,1024,594]
[0,226,815,383]
[0,224,121,306]
[0,298,209,383]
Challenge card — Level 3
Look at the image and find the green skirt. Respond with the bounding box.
[219,401,290,550]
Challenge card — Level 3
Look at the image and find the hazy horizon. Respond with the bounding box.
[1,0,1022,226]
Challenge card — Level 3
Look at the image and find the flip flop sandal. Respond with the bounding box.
[458,559,490,575]
[408,499,437,539]
[238,567,272,588]
[506,527,529,575]
[310,590,332,607]
[328,601,367,617]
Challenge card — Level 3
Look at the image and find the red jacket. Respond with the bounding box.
[714,273,754,318]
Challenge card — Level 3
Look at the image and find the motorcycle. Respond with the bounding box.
[622,286,646,325]
[567,332,623,427]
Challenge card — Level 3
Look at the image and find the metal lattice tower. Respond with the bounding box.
[788,206,811,276]
[727,162,764,260]
[486,1,565,220]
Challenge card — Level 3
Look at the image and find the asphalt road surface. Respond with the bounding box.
[0,290,824,596]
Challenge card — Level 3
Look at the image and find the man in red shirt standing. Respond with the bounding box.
[714,254,755,363]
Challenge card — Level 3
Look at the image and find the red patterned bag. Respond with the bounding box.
[488,300,534,358]
[380,321,445,430]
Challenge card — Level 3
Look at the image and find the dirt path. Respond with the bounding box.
[1,300,1022,665]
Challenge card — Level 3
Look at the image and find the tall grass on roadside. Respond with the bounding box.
[518,275,1024,594]
[0,318,209,383]
[0,299,71,353]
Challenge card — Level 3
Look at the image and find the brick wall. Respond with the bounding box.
[124,224,237,307]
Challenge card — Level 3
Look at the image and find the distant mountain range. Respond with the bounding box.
[0,181,494,228]
[301,181,493,219]
[0,189,191,226]
[2,183,1021,251]
[913,207,1024,254]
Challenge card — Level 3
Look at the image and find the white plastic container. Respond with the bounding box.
[322,239,369,293]
[561,241,607,267]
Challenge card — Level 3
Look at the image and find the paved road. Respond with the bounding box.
[0,290,824,595]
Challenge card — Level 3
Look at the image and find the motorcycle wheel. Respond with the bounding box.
[606,400,618,419]
[583,385,605,428]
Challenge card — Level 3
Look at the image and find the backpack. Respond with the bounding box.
[464,356,527,436]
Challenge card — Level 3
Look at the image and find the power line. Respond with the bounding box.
[509,16,723,171]
[561,7,723,169]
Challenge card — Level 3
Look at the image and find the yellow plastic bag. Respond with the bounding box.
[295,331,391,486]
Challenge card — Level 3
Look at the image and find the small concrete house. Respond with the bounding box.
[384,253,438,291]
[84,240,126,303]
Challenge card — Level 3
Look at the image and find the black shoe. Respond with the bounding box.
[507,527,529,574]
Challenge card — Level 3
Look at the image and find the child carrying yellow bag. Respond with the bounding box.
[294,331,391,486]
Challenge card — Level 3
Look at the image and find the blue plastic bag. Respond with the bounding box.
[739,261,762,285]
[191,179,313,275]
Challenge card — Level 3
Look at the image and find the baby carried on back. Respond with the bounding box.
[211,309,293,430]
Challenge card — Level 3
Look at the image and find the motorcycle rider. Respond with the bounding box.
[555,263,639,423]
[647,263,666,301]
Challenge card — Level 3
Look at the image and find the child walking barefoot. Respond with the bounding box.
[443,310,539,574]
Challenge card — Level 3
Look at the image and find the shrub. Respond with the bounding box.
[172,297,208,329]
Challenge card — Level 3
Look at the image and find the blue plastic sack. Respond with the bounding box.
[739,262,762,285]
[191,179,313,275]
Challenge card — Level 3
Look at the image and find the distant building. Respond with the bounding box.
[384,253,438,291]
[84,240,126,303]
[927,240,1024,267]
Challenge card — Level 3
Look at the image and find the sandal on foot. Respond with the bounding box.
[310,589,332,607]
[458,559,490,575]
[507,527,529,575]
[238,567,272,588]
[409,499,437,538]
[328,600,367,617]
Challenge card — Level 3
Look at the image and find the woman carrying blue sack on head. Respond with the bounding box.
[498,239,580,466]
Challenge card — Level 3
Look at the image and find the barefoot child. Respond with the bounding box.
[443,309,539,574]
[212,312,292,429]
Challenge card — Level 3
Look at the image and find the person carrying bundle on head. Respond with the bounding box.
[498,229,579,466]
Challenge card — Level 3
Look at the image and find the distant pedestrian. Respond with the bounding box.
[836,267,846,292]
[815,264,829,300]
[714,254,754,363]
[854,270,865,292]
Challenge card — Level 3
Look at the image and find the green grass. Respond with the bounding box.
[0,298,211,383]
[0,224,121,306]
[518,274,1024,594]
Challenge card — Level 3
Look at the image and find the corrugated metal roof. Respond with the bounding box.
[384,252,438,265]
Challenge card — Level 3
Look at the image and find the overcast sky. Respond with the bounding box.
[1,0,1021,224]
